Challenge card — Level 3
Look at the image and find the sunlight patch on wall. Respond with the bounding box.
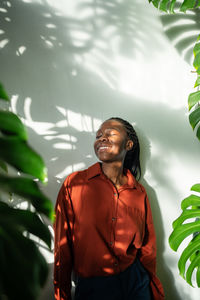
[56,105,67,116]
[93,118,102,131]
[67,110,93,132]
[55,165,73,179]
[55,162,86,179]
[55,119,68,128]
[0,39,9,48]
[23,97,56,135]
[4,1,11,8]
[73,162,86,171]
[16,46,26,56]
[46,23,56,28]
[37,225,54,264]
[10,95,19,114]
[70,29,91,48]
[53,143,76,150]
[116,54,193,109]
[45,0,78,17]
[0,8,7,13]
[21,0,34,3]
[82,51,117,90]
[44,134,77,142]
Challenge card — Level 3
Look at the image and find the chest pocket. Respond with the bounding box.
[115,204,145,250]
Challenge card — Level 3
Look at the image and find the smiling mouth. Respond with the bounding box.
[97,146,111,152]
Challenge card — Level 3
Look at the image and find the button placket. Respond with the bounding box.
[110,190,118,248]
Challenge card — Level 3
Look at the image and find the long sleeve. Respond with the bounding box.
[54,181,74,300]
[138,194,164,300]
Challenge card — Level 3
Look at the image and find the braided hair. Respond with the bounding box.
[107,117,141,180]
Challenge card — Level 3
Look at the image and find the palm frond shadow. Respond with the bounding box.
[160,8,200,64]
[1,1,198,299]
[0,0,162,90]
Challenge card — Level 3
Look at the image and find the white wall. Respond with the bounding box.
[1,0,200,299]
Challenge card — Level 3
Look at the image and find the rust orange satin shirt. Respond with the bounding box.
[54,162,164,300]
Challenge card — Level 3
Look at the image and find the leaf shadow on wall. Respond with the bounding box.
[0,1,198,300]
[160,6,200,64]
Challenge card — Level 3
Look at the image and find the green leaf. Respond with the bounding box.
[186,254,200,286]
[0,110,28,140]
[169,220,200,251]
[169,0,177,13]
[189,106,200,130]
[152,0,160,8]
[160,0,169,12]
[173,209,200,229]
[194,76,200,88]
[178,237,200,278]
[149,0,200,12]
[191,184,200,193]
[188,91,200,110]
[0,160,7,172]
[169,185,200,287]
[0,174,54,221]
[0,137,47,182]
[0,225,48,299]
[197,125,200,140]
[0,83,9,101]
[193,52,200,70]
[193,42,200,57]
[182,194,200,209]
[197,67,200,75]
[189,234,200,262]
[180,0,196,12]
[0,202,52,248]
[197,266,200,287]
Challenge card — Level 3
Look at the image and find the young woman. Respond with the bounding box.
[54,117,164,300]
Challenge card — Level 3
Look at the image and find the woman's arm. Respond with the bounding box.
[54,180,74,300]
[138,193,164,300]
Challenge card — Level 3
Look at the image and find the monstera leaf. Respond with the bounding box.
[0,82,9,101]
[188,36,200,141]
[149,0,200,13]
[0,82,54,300]
[169,184,200,286]
[148,0,200,288]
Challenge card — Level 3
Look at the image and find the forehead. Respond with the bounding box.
[97,120,126,134]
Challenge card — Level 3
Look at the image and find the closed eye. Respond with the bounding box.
[96,134,102,139]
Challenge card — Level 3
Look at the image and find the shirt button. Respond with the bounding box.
[114,262,118,266]
[109,241,113,246]
[114,193,117,196]
[112,218,116,221]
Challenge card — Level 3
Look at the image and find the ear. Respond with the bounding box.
[126,140,133,151]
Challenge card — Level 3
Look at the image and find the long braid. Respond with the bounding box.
[107,117,141,180]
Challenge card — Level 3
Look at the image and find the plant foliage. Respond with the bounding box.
[149,0,200,13]
[188,36,200,141]
[169,184,200,286]
[148,0,200,288]
[0,83,54,300]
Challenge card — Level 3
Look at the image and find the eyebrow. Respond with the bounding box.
[96,127,121,134]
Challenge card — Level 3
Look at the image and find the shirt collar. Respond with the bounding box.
[87,162,137,189]
[87,162,102,180]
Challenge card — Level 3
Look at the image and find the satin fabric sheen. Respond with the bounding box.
[54,163,164,300]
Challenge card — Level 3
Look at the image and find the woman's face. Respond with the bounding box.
[94,120,133,163]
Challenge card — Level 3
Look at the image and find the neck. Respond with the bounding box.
[101,161,126,186]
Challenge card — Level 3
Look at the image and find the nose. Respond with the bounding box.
[99,133,108,142]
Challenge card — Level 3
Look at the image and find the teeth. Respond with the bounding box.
[98,146,109,150]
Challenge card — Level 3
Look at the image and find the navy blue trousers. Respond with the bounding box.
[74,258,151,300]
